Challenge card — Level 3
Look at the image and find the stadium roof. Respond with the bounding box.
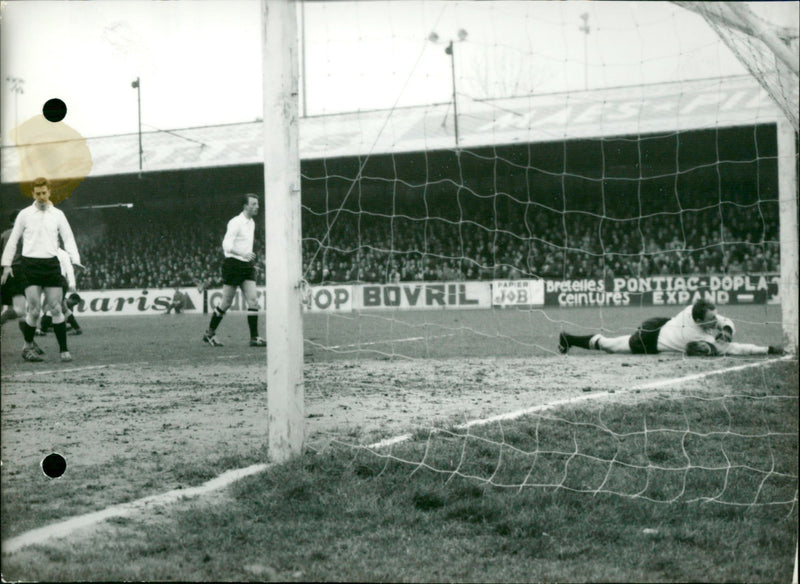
[0,75,781,184]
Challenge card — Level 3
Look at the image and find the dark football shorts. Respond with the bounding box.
[20,256,63,288]
[629,317,671,354]
[1,264,26,306]
[222,257,256,287]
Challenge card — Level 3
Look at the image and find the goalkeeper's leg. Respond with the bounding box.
[591,334,633,353]
[560,332,632,354]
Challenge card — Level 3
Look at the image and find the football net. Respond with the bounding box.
[674,1,799,132]
[266,0,797,559]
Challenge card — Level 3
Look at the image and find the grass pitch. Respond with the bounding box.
[1,304,796,581]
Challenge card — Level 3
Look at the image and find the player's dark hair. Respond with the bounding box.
[243,193,259,207]
[32,177,50,189]
[692,299,716,323]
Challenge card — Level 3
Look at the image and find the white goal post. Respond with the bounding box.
[777,117,799,354]
[262,0,304,462]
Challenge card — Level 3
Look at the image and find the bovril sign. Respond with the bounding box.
[304,282,490,312]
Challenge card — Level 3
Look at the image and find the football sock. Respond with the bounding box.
[19,320,35,343]
[209,306,226,332]
[40,314,53,333]
[67,314,80,330]
[564,333,594,350]
[53,322,68,352]
[247,308,258,338]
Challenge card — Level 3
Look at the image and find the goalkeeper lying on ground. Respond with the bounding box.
[558,298,785,357]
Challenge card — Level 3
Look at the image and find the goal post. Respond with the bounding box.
[777,117,799,354]
[261,0,304,462]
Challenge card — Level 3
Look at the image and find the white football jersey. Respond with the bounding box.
[658,305,766,355]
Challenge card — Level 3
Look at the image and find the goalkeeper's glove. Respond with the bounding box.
[767,345,785,355]
[686,340,719,357]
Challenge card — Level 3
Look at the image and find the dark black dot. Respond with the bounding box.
[43,98,67,123]
[41,452,67,478]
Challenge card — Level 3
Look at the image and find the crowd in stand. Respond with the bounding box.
[300,204,779,284]
[72,199,780,291]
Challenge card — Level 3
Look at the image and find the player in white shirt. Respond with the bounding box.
[558,299,785,357]
[0,177,81,362]
[202,193,266,347]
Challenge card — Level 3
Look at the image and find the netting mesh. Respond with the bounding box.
[674,1,799,131]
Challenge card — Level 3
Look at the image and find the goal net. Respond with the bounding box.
[674,1,799,132]
[265,2,797,579]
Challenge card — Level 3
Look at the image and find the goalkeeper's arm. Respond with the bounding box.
[687,340,784,356]
[717,340,785,355]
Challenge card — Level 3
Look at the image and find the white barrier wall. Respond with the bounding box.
[71,274,779,316]
[206,282,492,313]
[304,285,353,312]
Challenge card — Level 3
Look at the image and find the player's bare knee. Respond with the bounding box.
[25,307,40,325]
[13,297,26,314]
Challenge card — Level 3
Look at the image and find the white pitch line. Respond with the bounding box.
[2,335,449,377]
[634,355,793,390]
[325,333,456,350]
[326,336,425,350]
[6,364,111,377]
[1,463,270,555]
[1,352,255,379]
[367,357,792,449]
[2,355,791,554]
[2,361,152,379]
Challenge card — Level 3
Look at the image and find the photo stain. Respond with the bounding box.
[41,452,67,479]
[10,100,93,204]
